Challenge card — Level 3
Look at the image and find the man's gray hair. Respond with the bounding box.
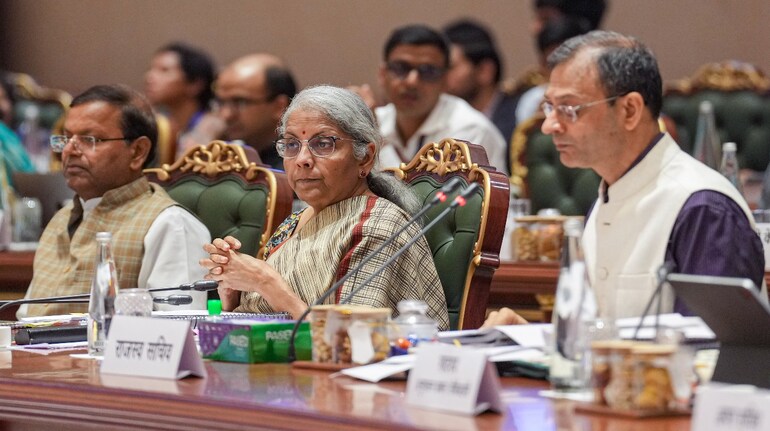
[279,85,420,214]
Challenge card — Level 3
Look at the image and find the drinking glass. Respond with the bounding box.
[114,288,153,317]
[12,197,42,242]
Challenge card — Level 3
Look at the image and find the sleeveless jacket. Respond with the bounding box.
[25,177,177,316]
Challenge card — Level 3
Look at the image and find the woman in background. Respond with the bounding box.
[144,42,223,164]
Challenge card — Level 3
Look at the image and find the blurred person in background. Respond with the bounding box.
[531,0,607,36]
[144,42,223,164]
[0,78,35,187]
[443,19,519,146]
[213,53,297,170]
[515,15,591,125]
[357,24,508,174]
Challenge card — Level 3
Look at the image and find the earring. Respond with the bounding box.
[359,171,366,178]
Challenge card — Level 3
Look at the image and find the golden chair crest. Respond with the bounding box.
[393,138,486,181]
[149,141,259,181]
[8,72,72,108]
[667,61,770,94]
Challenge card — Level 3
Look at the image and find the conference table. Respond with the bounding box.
[0,349,691,430]
[3,250,768,322]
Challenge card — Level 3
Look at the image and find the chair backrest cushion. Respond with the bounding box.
[513,118,600,216]
[663,90,770,171]
[144,141,293,260]
[389,138,508,329]
[408,175,483,330]
[164,175,270,257]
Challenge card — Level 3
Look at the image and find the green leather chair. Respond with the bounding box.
[144,140,292,259]
[388,139,509,330]
[662,61,770,172]
[3,72,71,133]
[510,115,601,216]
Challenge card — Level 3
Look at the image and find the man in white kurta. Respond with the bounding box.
[372,24,508,175]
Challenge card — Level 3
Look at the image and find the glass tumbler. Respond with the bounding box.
[13,197,42,242]
[114,288,153,317]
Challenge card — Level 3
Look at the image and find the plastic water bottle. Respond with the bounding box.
[88,232,120,356]
[550,218,597,390]
[720,142,742,195]
[501,196,531,261]
[392,300,438,353]
[692,100,721,170]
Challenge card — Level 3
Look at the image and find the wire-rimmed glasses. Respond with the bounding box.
[541,96,621,123]
[275,136,359,159]
[50,135,132,153]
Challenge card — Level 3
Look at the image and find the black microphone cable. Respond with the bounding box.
[339,183,480,305]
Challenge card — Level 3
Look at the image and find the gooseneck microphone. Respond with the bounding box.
[340,183,479,305]
[323,176,463,303]
[286,180,477,362]
[0,280,219,313]
[631,261,675,340]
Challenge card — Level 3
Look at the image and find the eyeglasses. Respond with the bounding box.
[211,96,273,112]
[541,96,621,123]
[50,134,133,153]
[275,136,356,159]
[385,61,446,82]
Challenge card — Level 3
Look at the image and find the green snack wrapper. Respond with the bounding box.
[199,320,311,363]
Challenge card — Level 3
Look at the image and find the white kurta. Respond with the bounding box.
[375,93,509,175]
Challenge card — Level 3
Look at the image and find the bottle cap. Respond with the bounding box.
[722,142,737,152]
[563,217,584,236]
[95,231,112,241]
[397,299,428,314]
[207,299,222,315]
[698,100,713,113]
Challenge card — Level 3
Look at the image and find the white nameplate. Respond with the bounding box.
[406,343,503,415]
[101,315,206,380]
[692,384,770,431]
[756,223,770,271]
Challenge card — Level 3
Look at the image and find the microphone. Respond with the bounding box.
[340,183,480,305]
[153,295,194,306]
[1,280,220,313]
[155,279,220,293]
[286,181,477,362]
[632,261,675,340]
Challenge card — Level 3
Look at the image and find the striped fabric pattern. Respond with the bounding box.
[236,195,449,330]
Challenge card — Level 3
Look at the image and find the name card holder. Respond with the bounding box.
[692,384,770,431]
[406,343,503,416]
[756,222,770,271]
[101,315,206,380]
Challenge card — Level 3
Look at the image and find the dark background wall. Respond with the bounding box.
[2,0,768,97]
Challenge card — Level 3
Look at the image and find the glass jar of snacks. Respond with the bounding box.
[603,341,639,410]
[329,306,391,365]
[309,305,336,363]
[512,216,539,261]
[631,344,676,412]
[512,215,575,262]
[536,217,564,262]
[588,340,629,405]
[589,340,614,405]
